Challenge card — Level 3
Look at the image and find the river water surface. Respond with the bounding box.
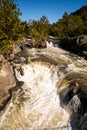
[0,45,87,130]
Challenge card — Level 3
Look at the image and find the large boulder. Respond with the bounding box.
[0,55,16,108]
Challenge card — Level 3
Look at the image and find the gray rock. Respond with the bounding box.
[67,95,81,113]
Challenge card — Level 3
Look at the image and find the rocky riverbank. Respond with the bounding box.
[60,35,87,59]
[19,35,87,59]
[0,55,16,109]
[0,37,87,130]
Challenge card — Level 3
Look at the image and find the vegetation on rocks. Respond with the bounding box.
[0,0,87,57]
[25,16,50,47]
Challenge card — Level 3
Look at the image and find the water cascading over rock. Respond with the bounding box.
[0,45,87,130]
[0,61,71,130]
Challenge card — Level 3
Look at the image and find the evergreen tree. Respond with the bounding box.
[40,15,49,24]
[0,0,22,56]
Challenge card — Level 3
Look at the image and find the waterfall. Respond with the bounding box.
[46,41,54,48]
[0,46,87,130]
[0,62,71,130]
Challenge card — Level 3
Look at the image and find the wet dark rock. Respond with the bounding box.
[19,43,33,50]
[79,113,87,130]
[60,82,80,103]
[70,114,81,130]
[17,67,24,76]
[65,84,87,130]
[78,93,87,115]
[61,80,87,130]
[60,35,87,58]
[66,95,81,130]
[26,43,33,48]
[68,82,79,99]
[83,51,87,59]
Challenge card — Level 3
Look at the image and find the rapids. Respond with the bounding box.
[0,44,87,130]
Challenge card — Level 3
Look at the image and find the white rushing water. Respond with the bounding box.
[0,62,71,130]
[1,45,87,130]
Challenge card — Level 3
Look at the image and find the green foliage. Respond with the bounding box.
[28,16,50,47]
[21,21,30,36]
[0,0,24,56]
[0,1,86,55]
[0,40,13,57]
[40,15,49,24]
[71,6,87,21]
[50,6,87,38]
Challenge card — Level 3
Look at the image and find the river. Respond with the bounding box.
[0,44,87,130]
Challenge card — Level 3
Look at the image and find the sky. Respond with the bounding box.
[17,0,87,24]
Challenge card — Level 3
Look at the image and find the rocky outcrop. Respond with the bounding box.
[47,36,60,44]
[60,35,87,58]
[19,36,60,49]
[9,44,21,60]
[0,55,16,108]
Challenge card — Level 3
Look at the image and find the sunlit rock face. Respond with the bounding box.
[0,45,87,130]
[0,58,16,107]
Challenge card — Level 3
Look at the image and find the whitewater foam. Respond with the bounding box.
[0,62,71,130]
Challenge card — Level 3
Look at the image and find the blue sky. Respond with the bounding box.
[17,0,87,23]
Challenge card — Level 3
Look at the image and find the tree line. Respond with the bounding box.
[0,0,87,56]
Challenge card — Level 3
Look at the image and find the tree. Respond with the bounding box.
[63,12,69,19]
[40,15,49,24]
[0,0,23,56]
[70,6,87,35]
[21,21,30,36]
[29,16,50,47]
[50,11,83,38]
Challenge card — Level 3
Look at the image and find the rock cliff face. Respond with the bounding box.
[0,55,16,108]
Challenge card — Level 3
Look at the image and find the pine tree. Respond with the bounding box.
[0,0,22,55]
